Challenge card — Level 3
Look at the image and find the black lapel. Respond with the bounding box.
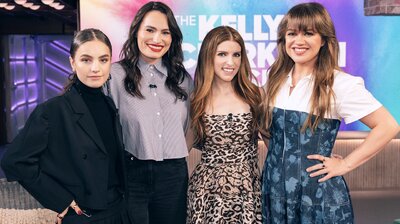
[64,87,107,154]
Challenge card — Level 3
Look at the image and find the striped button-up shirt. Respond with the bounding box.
[106,59,193,161]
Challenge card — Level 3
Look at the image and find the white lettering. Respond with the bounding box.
[182,43,197,69]
[221,15,237,29]
[257,42,277,68]
[175,15,197,26]
[264,15,283,41]
[199,15,219,40]
[245,43,257,68]
[339,42,346,67]
[254,15,268,41]
[237,15,252,41]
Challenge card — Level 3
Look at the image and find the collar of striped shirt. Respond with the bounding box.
[138,57,168,77]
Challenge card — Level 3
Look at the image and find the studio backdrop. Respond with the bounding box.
[80,0,400,132]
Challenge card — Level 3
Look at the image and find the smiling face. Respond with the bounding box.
[285,26,324,70]
[69,40,111,88]
[213,40,242,85]
[137,10,172,64]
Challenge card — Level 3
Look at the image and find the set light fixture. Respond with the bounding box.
[0,3,15,10]
[14,0,27,4]
[43,0,65,10]
[0,0,65,11]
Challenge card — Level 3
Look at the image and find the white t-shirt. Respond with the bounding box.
[273,70,382,124]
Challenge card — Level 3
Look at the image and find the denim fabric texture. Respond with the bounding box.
[262,108,354,224]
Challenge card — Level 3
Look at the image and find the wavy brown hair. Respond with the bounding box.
[262,2,340,138]
[191,26,262,146]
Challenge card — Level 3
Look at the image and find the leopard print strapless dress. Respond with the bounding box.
[187,113,262,224]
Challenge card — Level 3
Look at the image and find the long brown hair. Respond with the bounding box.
[262,2,340,137]
[191,26,262,145]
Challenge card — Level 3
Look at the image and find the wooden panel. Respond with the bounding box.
[334,139,400,191]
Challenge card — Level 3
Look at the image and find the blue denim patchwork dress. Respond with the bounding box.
[261,70,382,224]
[262,108,353,224]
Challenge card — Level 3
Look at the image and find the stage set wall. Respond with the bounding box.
[1,35,72,143]
[2,0,400,142]
[79,0,400,133]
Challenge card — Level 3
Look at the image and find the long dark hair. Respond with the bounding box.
[64,28,112,91]
[119,1,188,100]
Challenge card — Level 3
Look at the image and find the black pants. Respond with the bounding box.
[125,153,188,224]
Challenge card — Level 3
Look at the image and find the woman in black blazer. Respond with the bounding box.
[1,29,131,224]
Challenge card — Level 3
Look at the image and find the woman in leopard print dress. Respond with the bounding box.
[187,26,263,224]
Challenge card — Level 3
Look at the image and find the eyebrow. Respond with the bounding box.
[287,28,315,31]
[80,54,110,58]
[144,25,170,31]
[216,50,241,54]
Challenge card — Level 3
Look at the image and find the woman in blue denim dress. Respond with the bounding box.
[260,3,399,224]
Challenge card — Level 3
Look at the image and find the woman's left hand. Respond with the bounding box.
[306,154,351,182]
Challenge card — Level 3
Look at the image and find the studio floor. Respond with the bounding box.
[352,190,400,224]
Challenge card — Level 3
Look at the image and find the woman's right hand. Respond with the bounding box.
[55,204,69,224]
[56,200,84,224]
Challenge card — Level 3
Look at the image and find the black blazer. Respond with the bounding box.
[1,86,127,213]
